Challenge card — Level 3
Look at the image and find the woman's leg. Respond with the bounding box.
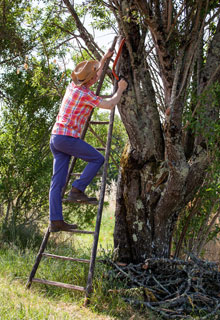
[51,134,105,192]
[49,136,70,221]
[70,139,105,192]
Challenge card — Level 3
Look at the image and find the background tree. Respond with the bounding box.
[61,0,220,262]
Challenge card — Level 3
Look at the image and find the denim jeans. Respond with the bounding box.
[49,134,105,221]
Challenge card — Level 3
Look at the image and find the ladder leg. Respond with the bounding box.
[26,227,50,289]
[85,107,116,304]
[84,230,99,304]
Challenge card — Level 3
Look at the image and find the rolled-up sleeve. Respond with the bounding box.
[84,91,103,108]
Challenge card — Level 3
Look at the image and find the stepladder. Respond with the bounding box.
[26,36,123,302]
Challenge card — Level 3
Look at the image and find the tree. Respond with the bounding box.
[0,0,71,245]
[0,62,63,244]
[61,0,220,262]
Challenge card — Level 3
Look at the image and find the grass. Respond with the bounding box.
[0,205,153,320]
[0,274,109,320]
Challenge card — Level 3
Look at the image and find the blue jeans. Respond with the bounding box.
[49,134,105,221]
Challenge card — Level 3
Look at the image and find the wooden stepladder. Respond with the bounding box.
[26,36,121,301]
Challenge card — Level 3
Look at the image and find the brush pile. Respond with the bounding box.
[107,255,220,319]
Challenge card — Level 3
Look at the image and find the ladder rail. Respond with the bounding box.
[85,107,116,300]
[26,228,50,288]
[85,40,122,299]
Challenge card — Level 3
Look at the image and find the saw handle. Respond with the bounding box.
[112,38,126,81]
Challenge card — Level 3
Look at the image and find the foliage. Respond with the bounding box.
[0,60,62,242]
[82,0,116,31]
[0,0,34,63]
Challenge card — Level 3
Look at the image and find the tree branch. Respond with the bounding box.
[62,0,103,60]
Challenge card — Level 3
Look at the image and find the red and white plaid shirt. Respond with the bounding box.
[52,82,103,138]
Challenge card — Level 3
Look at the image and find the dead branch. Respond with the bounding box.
[106,255,220,319]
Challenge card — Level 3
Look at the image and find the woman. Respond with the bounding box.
[49,49,127,232]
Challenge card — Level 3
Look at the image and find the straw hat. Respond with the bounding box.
[71,60,100,86]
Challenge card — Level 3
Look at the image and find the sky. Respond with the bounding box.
[74,0,116,50]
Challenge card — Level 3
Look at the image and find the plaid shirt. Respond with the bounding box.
[52,82,103,138]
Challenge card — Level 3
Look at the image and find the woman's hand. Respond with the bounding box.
[118,79,128,91]
[104,49,114,60]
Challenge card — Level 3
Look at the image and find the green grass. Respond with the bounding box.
[0,206,153,320]
[0,273,114,320]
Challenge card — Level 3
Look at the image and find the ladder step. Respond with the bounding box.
[63,199,98,205]
[42,253,90,263]
[71,173,82,176]
[32,278,85,291]
[90,121,109,125]
[50,228,95,234]
[71,173,102,177]
[96,147,106,151]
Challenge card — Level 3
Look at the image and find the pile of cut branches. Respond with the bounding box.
[106,255,220,319]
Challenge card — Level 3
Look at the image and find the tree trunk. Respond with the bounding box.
[114,140,207,263]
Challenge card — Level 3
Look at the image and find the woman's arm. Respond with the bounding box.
[97,79,128,110]
[97,49,114,80]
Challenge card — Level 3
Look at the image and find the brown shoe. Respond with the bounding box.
[49,220,78,232]
[66,190,98,203]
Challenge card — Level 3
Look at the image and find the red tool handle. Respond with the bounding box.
[112,38,126,81]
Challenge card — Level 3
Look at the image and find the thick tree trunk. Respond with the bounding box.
[114,141,208,263]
